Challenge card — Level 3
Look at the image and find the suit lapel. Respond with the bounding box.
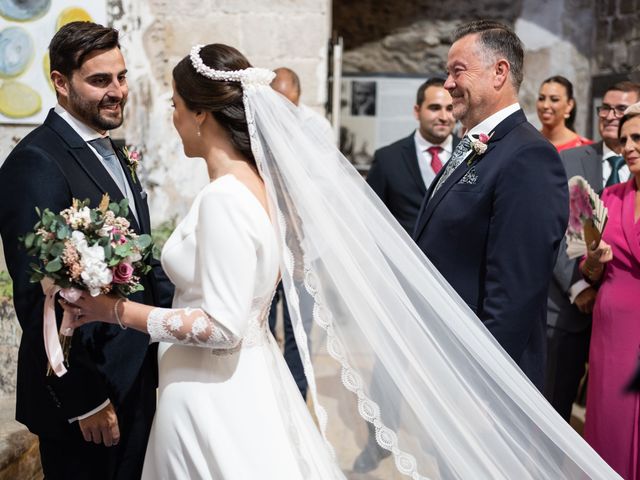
[621,179,640,266]
[580,141,603,192]
[414,110,527,240]
[113,145,150,233]
[44,110,143,232]
[400,136,426,194]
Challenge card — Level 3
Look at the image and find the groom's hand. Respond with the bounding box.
[78,403,120,447]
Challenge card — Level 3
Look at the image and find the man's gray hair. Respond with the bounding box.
[453,20,524,92]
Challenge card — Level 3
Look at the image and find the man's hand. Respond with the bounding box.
[78,403,120,447]
[574,287,597,314]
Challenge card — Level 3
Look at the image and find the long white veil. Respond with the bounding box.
[235,77,619,478]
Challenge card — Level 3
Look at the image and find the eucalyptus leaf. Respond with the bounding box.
[45,258,62,272]
[114,244,131,257]
[24,232,35,248]
[109,202,120,216]
[29,271,44,283]
[56,225,70,240]
[137,234,152,249]
[49,242,64,257]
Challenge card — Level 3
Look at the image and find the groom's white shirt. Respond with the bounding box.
[54,104,139,222]
[466,102,521,137]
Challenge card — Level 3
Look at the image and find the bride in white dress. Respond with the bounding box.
[65,43,621,479]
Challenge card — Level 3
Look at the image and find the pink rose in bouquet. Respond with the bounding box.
[112,262,134,284]
[21,195,153,376]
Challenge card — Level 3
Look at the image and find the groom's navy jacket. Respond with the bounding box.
[413,109,568,389]
[0,109,174,438]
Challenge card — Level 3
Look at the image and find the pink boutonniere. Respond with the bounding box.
[467,131,494,166]
[122,146,142,183]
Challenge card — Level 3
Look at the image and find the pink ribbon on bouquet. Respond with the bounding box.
[41,278,82,377]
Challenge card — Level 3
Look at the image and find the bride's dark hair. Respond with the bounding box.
[172,44,256,165]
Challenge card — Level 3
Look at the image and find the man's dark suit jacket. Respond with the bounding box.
[548,142,603,333]
[367,133,459,234]
[0,110,174,441]
[413,110,569,389]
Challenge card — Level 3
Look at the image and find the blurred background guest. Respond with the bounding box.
[271,67,335,144]
[545,81,640,424]
[366,77,458,235]
[537,75,593,151]
[581,102,640,480]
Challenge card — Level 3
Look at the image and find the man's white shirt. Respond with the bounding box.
[414,130,453,189]
[54,104,138,222]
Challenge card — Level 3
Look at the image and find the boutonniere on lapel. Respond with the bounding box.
[466,131,494,166]
[122,145,142,184]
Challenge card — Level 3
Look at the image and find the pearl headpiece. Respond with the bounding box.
[189,45,275,87]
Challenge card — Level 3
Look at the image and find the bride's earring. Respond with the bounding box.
[196,126,201,137]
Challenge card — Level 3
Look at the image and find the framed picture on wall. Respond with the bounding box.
[340,73,441,174]
[0,0,107,125]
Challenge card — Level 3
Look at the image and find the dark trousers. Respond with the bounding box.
[39,356,156,480]
[544,325,591,422]
[268,283,308,399]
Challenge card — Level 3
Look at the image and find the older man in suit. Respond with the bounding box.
[367,77,458,234]
[545,81,640,421]
[413,20,568,389]
[0,22,173,479]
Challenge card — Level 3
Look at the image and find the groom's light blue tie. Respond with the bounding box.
[431,135,472,196]
[88,137,128,195]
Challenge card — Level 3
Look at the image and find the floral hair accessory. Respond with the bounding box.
[466,131,494,166]
[189,45,275,86]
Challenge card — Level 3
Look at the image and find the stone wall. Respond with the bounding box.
[0,299,18,396]
[335,0,595,136]
[593,0,640,76]
[114,0,331,223]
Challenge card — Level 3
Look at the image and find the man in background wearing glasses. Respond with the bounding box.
[545,80,640,423]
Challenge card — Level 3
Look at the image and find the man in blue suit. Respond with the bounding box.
[413,20,568,390]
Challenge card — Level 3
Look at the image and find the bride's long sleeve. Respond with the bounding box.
[146,184,260,349]
[146,307,240,348]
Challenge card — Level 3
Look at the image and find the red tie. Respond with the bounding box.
[427,146,443,174]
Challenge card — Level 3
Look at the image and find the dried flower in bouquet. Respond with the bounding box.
[21,194,153,376]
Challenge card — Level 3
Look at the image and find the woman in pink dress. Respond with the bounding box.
[582,105,640,479]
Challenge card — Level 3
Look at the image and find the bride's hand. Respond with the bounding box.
[59,293,119,329]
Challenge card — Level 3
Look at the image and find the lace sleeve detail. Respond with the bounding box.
[147,307,240,349]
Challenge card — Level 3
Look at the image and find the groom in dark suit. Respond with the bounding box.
[413,20,568,390]
[0,22,173,479]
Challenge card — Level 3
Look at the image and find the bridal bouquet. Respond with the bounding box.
[566,176,608,259]
[22,195,153,376]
